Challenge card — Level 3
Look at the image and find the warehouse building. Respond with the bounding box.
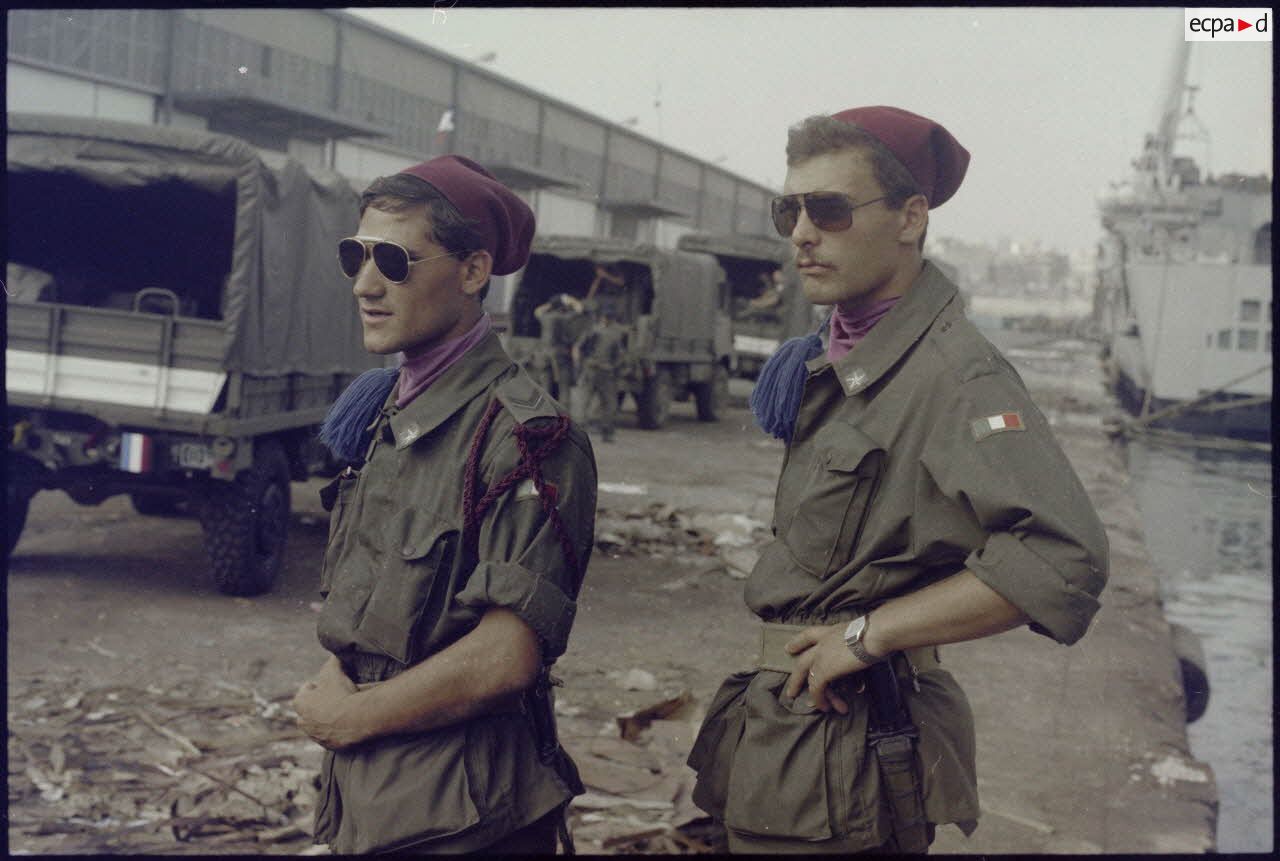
[7,8,781,309]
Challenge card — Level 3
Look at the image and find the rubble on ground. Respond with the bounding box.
[9,671,722,854]
[595,503,769,574]
[8,674,319,855]
[559,689,724,854]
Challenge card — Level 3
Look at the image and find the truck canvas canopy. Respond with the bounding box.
[6,113,370,378]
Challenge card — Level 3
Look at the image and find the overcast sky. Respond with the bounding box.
[346,6,1272,257]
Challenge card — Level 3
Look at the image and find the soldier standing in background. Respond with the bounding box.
[686,106,1109,853]
[573,304,627,443]
[533,292,585,409]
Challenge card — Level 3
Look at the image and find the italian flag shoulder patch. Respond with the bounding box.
[970,411,1025,441]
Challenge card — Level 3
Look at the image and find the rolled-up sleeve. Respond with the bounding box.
[923,373,1109,644]
[455,422,597,659]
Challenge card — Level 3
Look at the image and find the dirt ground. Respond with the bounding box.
[6,343,1215,853]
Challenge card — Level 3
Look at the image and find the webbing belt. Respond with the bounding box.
[756,622,940,676]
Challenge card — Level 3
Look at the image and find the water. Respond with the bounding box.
[1124,440,1273,853]
[979,324,1273,852]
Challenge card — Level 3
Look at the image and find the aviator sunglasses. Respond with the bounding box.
[337,236,456,283]
[770,192,887,237]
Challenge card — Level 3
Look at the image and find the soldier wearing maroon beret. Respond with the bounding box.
[687,107,1108,852]
[294,155,597,854]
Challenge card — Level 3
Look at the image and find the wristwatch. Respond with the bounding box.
[844,614,885,665]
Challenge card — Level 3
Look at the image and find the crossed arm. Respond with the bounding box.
[293,607,541,750]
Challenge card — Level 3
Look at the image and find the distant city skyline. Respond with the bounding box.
[347,7,1272,257]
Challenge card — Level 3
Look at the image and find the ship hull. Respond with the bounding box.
[1108,359,1272,440]
[1100,259,1271,441]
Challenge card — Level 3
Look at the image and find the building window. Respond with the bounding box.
[1217,329,1232,349]
[1240,299,1261,322]
[1237,329,1259,351]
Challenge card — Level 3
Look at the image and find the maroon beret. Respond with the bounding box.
[399,155,535,275]
[830,106,970,208]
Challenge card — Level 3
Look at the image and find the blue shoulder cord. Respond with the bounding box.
[749,311,830,442]
[319,367,399,462]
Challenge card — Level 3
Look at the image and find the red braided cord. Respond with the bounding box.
[462,399,505,555]
[462,399,582,581]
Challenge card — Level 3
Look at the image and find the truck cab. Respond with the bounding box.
[677,233,816,379]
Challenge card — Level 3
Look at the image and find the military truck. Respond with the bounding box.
[677,233,816,379]
[5,114,381,595]
[504,235,731,429]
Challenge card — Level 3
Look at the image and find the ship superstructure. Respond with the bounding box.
[1096,41,1272,440]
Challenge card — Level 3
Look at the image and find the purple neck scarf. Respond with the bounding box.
[395,314,492,408]
[827,297,900,362]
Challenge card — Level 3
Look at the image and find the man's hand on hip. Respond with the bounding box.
[782,624,866,714]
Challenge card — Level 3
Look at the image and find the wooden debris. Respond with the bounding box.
[258,821,308,843]
[616,689,694,740]
[574,752,667,797]
[86,639,119,658]
[602,825,670,849]
[134,708,204,757]
[8,673,321,855]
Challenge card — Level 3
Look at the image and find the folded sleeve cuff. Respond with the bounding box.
[965,531,1102,645]
[455,560,577,659]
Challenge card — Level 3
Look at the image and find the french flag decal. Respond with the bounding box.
[970,412,1025,441]
[119,432,154,474]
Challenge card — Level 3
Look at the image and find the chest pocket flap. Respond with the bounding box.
[784,425,885,578]
[356,508,457,665]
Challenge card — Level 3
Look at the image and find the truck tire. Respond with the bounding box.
[130,492,187,517]
[694,365,730,422]
[199,439,291,596]
[636,370,673,430]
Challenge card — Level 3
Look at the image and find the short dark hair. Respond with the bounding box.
[786,115,927,248]
[360,173,492,302]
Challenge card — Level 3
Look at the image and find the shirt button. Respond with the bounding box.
[402,544,415,556]
[847,368,867,388]
[401,423,421,444]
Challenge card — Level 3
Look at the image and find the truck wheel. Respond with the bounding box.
[636,370,673,430]
[694,365,730,422]
[130,492,187,517]
[199,439,291,596]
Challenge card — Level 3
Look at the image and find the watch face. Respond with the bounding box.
[844,616,866,644]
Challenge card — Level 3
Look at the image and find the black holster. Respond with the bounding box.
[866,658,930,853]
[525,665,583,855]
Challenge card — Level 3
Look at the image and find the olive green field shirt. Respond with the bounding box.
[313,332,597,854]
[688,261,1109,850]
